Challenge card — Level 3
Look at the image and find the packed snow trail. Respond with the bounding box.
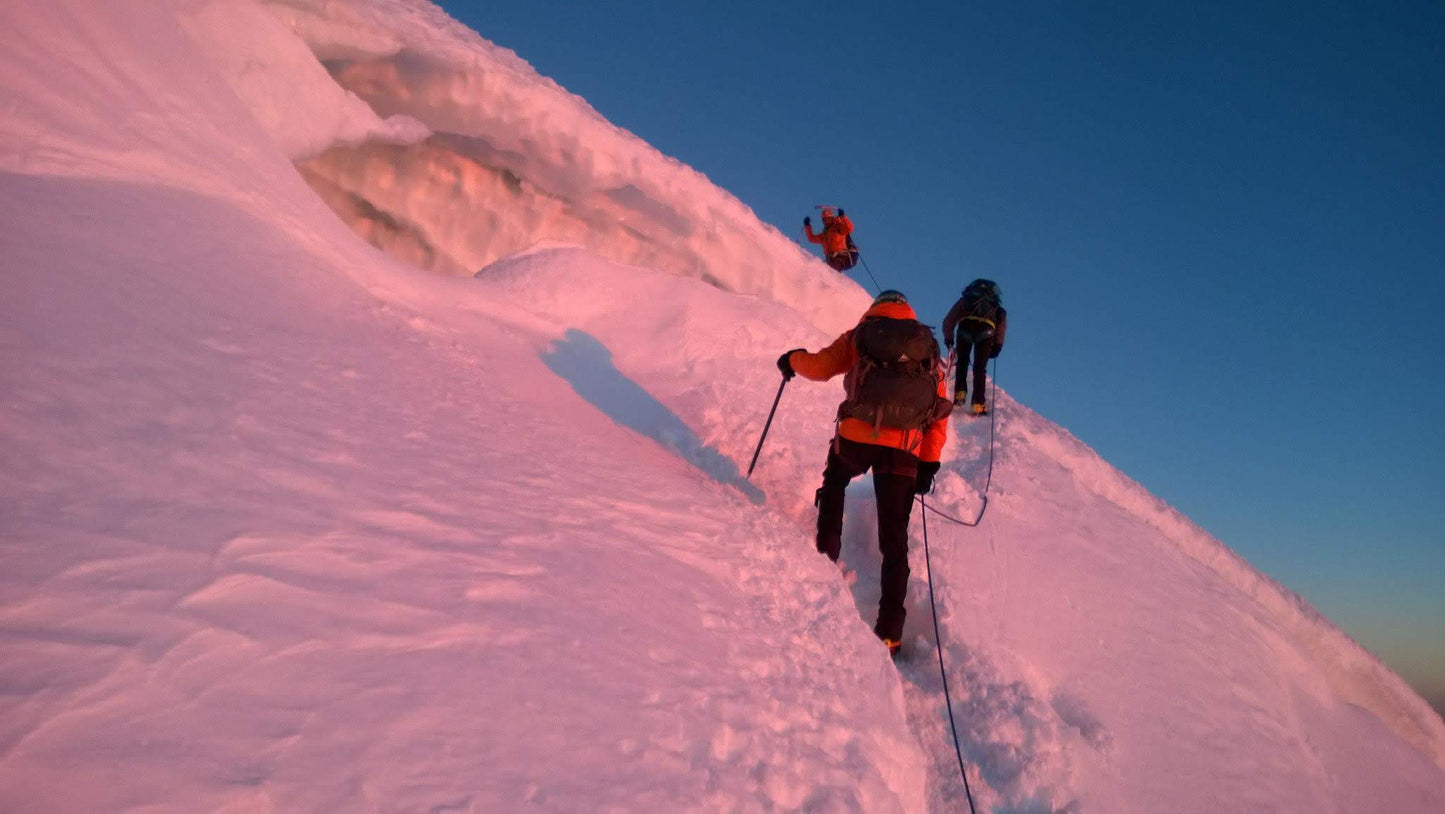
[480,250,1445,813]
[893,399,1445,812]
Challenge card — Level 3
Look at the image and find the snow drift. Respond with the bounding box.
[2,1,1442,812]
[265,0,861,330]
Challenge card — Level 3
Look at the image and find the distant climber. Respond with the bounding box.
[942,278,1007,415]
[776,289,951,656]
[803,207,859,272]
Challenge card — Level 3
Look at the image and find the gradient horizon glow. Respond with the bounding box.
[437,0,1445,714]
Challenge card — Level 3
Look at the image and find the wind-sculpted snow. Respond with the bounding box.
[2,1,1444,813]
[227,0,867,330]
[179,1,429,160]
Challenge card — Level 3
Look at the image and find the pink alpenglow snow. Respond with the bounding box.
[1,1,1442,813]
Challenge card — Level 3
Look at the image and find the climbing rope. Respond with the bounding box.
[910,355,1000,811]
[856,253,884,296]
[921,356,998,527]
[920,496,979,814]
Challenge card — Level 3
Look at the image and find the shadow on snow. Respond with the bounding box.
[542,329,765,505]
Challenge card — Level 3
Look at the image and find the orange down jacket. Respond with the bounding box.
[785,300,949,463]
[805,214,854,257]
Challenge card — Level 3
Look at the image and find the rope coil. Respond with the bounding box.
[923,356,998,527]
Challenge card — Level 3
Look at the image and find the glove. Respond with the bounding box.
[836,208,845,218]
[990,345,1002,358]
[915,461,941,495]
[803,216,812,228]
[777,348,804,380]
[944,335,954,349]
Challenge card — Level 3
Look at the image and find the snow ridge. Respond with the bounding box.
[257,0,866,330]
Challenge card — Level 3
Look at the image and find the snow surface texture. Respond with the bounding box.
[265,0,863,329]
[2,1,1443,813]
[179,0,431,160]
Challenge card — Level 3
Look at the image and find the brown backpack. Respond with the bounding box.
[841,317,952,431]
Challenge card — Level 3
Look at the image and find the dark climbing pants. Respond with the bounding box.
[826,250,858,272]
[953,323,998,406]
[815,437,918,642]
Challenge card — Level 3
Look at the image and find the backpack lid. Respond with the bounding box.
[853,316,938,366]
[963,278,1000,299]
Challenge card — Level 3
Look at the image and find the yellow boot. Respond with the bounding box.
[972,403,988,416]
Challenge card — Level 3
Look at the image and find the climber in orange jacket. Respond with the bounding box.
[804,207,859,272]
[776,290,950,655]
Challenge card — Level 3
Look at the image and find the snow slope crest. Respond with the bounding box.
[992,395,1445,766]
[252,0,866,330]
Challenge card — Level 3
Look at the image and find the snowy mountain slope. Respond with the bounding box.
[0,169,924,813]
[2,1,1444,813]
[257,0,864,328]
[478,250,1445,812]
[1,6,927,808]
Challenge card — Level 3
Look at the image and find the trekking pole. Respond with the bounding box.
[746,376,789,478]
[920,496,979,814]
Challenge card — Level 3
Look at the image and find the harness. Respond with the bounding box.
[956,315,997,340]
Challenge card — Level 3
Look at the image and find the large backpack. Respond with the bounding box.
[960,279,1002,324]
[840,317,950,431]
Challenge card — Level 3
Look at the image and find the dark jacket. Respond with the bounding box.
[943,296,1007,349]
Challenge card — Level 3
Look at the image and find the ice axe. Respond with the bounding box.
[746,376,789,479]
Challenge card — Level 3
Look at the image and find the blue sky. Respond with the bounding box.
[438,1,1445,709]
